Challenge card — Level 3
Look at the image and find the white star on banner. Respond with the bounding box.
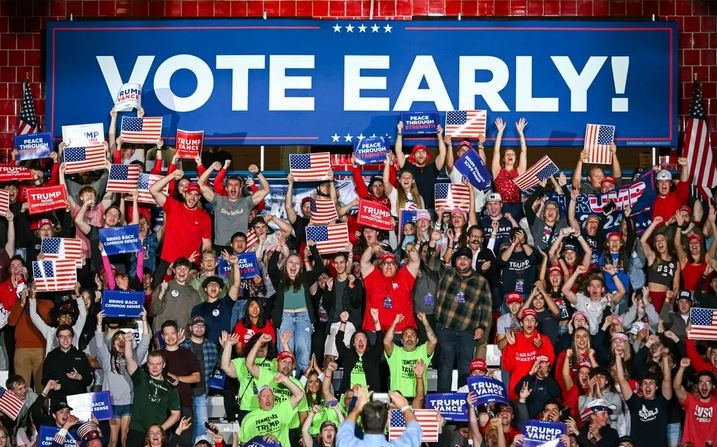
[370,133,377,138]
[345,24,354,32]
[333,24,342,32]
[331,133,340,143]
[371,24,380,33]
[357,133,365,140]
[344,134,353,142]
[383,24,393,33]
[358,24,367,32]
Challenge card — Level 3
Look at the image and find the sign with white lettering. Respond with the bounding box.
[115,82,142,112]
[521,420,566,447]
[67,391,114,421]
[46,20,678,147]
[425,393,469,421]
[466,376,509,406]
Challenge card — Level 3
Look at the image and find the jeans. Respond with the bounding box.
[192,394,208,441]
[436,325,475,392]
[230,299,248,331]
[279,311,312,374]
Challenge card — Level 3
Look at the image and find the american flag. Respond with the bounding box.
[434,183,471,213]
[683,80,717,199]
[31,259,77,292]
[246,229,257,249]
[107,164,140,193]
[137,173,167,204]
[41,237,83,269]
[305,223,350,255]
[388,408,439,442]
[445,110,487,138]
[310,198,338,225]
[63,145,107,174]
[120,116,163,144]
[17,80,38,135]
[0,386,24,420]
[689,307,717,340]
[0,190,8,217]
[584,124,615,165]
[513,156,560,191]
[289,153,331,182]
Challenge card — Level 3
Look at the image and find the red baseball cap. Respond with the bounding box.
[548,266,562,275]
[379,253,397,265]
[36,218,54,229]
[469,358,488,373]
[506,292,523,305]
[185,183,201,193]
[606,232,622,240]
[277,351,295,363]
[521,308,537,319]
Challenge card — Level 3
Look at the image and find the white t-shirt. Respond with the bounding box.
[574,293,610,335]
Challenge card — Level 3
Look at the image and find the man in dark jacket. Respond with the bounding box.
[333,309,384,393]
[41,324,93,401]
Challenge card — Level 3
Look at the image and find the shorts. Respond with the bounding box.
[112,404,132,418]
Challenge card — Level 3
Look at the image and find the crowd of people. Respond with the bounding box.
[1,111,717,447]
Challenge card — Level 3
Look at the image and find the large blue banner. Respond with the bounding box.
[46,20,678,147]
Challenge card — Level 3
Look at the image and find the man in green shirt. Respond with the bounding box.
[239,374,304,447]
[383,312,436,398]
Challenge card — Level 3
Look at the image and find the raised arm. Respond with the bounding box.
[246,333,273,379]
[661,354,673,400]
[561,265,585,305]
[515,118,527,174]
[491,117,506,178]
[610,143,622,180]
[276,372,305,408]
[673,357,690,404]
[382,152,395,196]
[197,161,220,203]
[284,174,297,223]
[394,121,407,168]
[417,312,437,355]
[615,354,633,401]
[73,199,93,235]
[124,330,138,375]
[434,124,446,171]
[247,164,270,205]
[360,245,377,278]
[383,313,403,357]
[219,331,239,378]
[572,149,586,190]
[640,217,663,264]
[151,170,183,207]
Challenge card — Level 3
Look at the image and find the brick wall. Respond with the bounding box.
[0,0,715,150]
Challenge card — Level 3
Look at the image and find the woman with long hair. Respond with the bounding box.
[491,117,528,220]
[556,327,597,416]
[383,153,425,216]
[641,216,681,313]
[301,369,342,438]
[96,311,151,447]
[232,297,275,356]
[268,238,325,375]
[142,425,167,447]
[675,211,717,291]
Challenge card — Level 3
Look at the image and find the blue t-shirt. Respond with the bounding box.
[192,295,236,345]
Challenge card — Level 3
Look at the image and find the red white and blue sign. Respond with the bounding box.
[521,420,566,447]
[353,136,389,164]
[400,111,439,135]
[14,133,53,161]
[46,19,678,147]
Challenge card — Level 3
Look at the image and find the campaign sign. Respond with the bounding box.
[115,82,142,111]
[99,224,141,255]
[67,391,114,422]
[0,165,34,182]
[14,133,53,161]
[176,129,204,158]
[356,199,394,231]
[466,376,509,406]
[62,123,105,147]
[26,185,68,215]
[39,426,76,447]
[454,149,492,190]
[209,369,226,390]
[353,136,389,165]
[425,393,469,422]
[244,437,281,447]
[101,290,144,318]
[237,252,259,279]
[217,256,232,280]
[521,420,566,447]
[401,112,439,135]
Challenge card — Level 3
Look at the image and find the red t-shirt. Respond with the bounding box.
[233,320,276,347]
[362,267,417,332]
[682,393,717,445]
[160,196,212,263]
[652,181,689,222]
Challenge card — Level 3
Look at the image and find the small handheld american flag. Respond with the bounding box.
[688,307,717,340]
[388,408,439,442]
[120,116,163,144]
[289,153,331,182]
[137,173,167,204]
[17,80,38,135]
[0,190,9,217]
[107,164,140,193]
[31,260,77,292]
[434,183,471,212]
[0,386,24,420]
[63,145,107,174]
[445,110,487,138]
[583,124,615,165]
[513,156,560,191]
[41,238,83,269]
[309,198,338,225]
[305,223,350,255]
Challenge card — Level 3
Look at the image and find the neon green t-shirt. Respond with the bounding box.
[349,355,368,388]
[232,357,276,411]
[258,368,309,429]
[309,406,341,435]
[384,343,432,397]
[239,400,297,447]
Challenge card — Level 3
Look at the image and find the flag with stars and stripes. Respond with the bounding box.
[63,145,106,174]
[289,152,331,182]
[17,80,38,135]
[513,156,560,191]
[583,124,615,165]
[0,190,8,217]
[32,260,77,292]
[107,164,140,193]
[0,386,24,420]
[137,173,167,204]
[309,198,338,225]
[434,183,471,213]
[683,80,717,199]
[120,116,163,144]
[246,229,257,250]
[388,408,439,442]
[305,223,349,255]
[445,110,487,138]
[688,307,717,340]
[41,237,83,269]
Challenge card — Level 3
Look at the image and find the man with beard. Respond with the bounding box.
[615,347,672,446]
[426,235,492,391]
[197,162,270,252]
[674,357,717,445]
[150,171,212,287]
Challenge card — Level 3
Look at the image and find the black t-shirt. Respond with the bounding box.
[535,308,560,345]
[626,393,669,446]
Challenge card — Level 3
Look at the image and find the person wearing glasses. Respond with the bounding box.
[41,324,93,401]
[673,357,717,446]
